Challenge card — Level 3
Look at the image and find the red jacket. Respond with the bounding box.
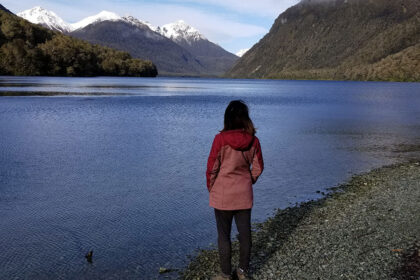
[206,129,264,210]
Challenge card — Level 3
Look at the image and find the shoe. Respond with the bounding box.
[236,268,249,280]
[211,273,232,280]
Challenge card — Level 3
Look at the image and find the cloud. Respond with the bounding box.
[5,0,299,25]
[236,48,249,57]
[3,0,296,53]
[126,4,268,41]
[165,0,300,17]
[7,0,268,44]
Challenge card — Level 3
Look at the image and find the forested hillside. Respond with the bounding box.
[227,0,420,82]
[0,9,157,77]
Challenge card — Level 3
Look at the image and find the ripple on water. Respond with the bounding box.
[1,77,420,279]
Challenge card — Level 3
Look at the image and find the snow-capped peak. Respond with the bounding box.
[236,48,249,57]
[70,11,122,31]
[122,15,157,31]
[17,6,72,32]
[158,20,206,44]
[17,8,209,45]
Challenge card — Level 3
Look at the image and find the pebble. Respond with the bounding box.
[181,161,420,280]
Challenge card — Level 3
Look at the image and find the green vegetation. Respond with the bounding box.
[0,10,157,77]
[227,0,420,82]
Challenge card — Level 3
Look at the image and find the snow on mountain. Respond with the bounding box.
[120,16,165,40]
[17,7,211,46]
[70,11,122,31]
[17,6,72,32]
[236,48,249,57]
[158,20,206,44]
[17,7,122,32]
[122,16,156,31]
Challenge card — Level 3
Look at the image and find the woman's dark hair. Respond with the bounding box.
[222,100,256,135]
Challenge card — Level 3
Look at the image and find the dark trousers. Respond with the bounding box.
[214,208,252,275]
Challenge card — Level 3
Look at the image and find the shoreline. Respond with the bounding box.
[1,75,419,83]
[0,91,137,96]
[181,160,420,279]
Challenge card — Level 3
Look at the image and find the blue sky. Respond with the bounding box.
[2,0,300,54]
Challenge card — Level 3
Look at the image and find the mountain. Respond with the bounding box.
[227,0,420,82]
[158,20,206,43]
[157,20,238,76]
[0,7,157,77]
[18,8,238,76]
[71,17,237,76]
[123,15,156,31]
[18,8,154,33]
[71,11,121,31]
[17,6,71,33]
[70,19,207,76]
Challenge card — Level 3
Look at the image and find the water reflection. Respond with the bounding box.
[0,77,419,279]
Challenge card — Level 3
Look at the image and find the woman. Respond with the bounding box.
[206,100,264,280]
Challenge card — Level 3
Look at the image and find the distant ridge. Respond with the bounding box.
[71,20,207,76]
[18,7,238,76]
[227,0,420,82]
[71,10,121,31]
[157,20,238,76]
[18,6,72,32]
[0,6,157,77]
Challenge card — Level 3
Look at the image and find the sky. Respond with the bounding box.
[2,0,300,54]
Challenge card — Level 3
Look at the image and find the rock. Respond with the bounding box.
[159,267,172,274]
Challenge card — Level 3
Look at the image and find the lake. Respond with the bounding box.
[1,76,420,279]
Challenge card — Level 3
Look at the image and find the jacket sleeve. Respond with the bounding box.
[251,137,264,184]
[206,135,222,192]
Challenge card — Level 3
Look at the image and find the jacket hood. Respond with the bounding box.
[221,129,254,150]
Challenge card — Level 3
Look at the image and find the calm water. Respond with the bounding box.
[1,76,420,279]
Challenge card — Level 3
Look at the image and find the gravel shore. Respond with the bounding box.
[181,161,420,280]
